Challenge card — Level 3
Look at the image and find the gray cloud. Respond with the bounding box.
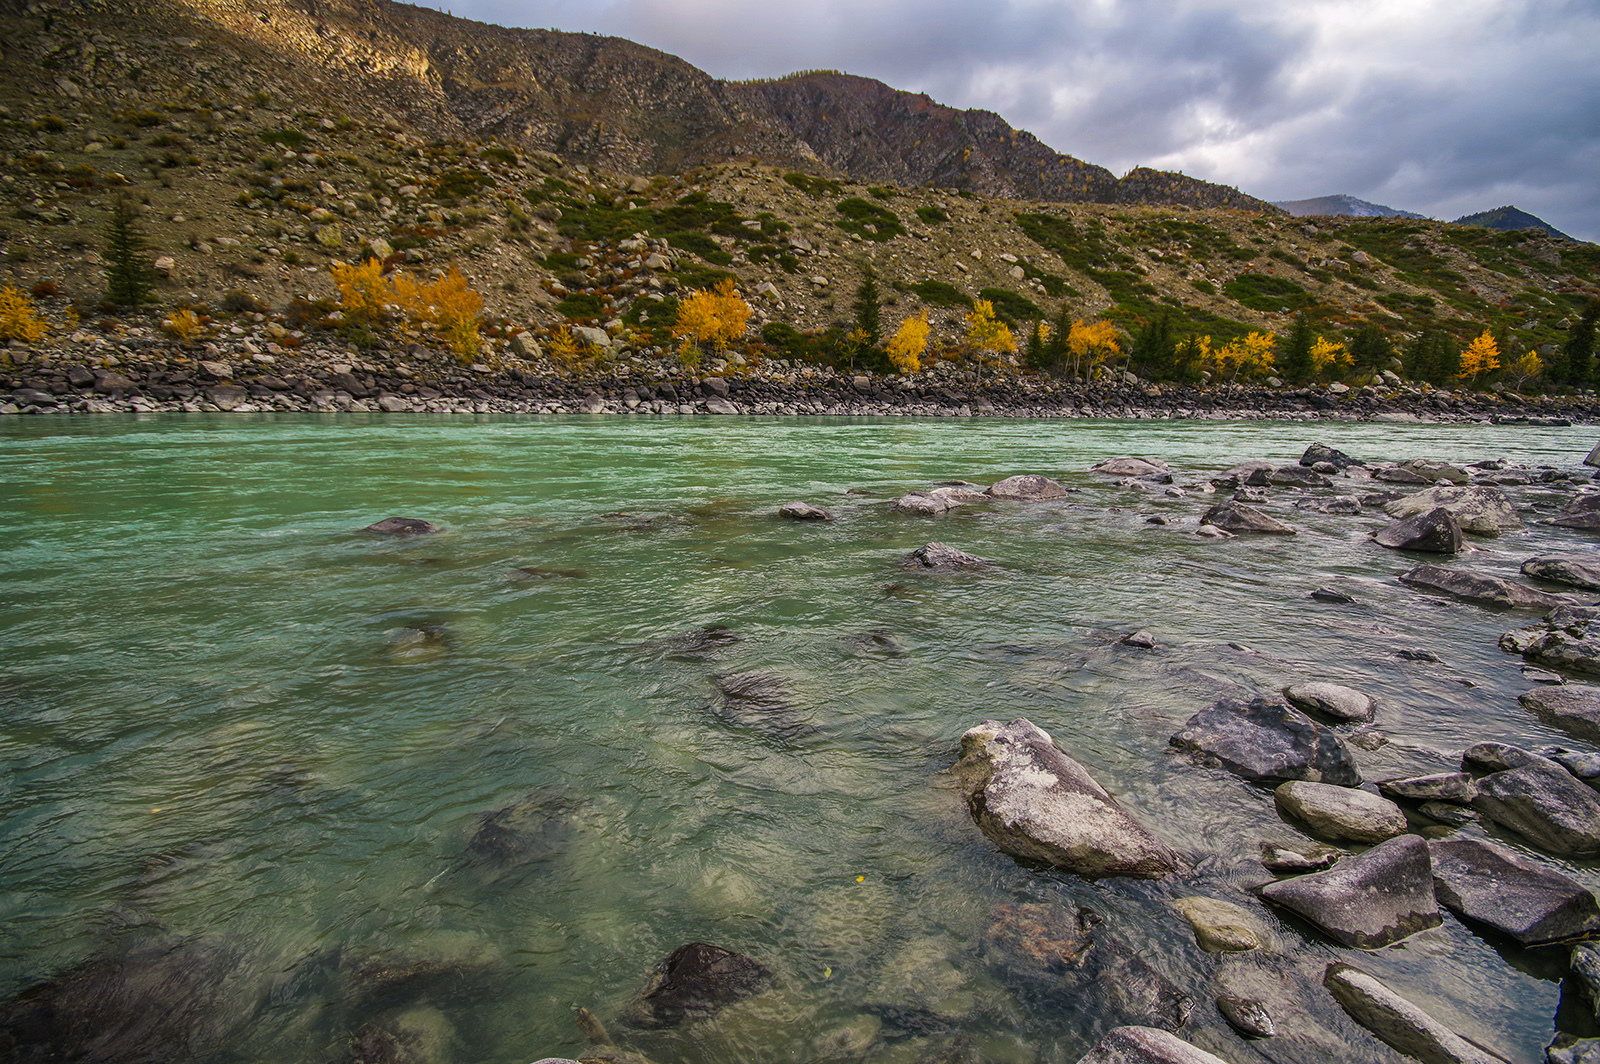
[426,0,1600,240]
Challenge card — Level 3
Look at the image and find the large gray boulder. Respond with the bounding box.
[1323,963,1505,1064]
[1301,442,1362,469]
[364,517,441,536]
[1200,502,1296,534]
[1258,834,1440,949]
[1283,682,1375,723]
[1270,465,1331,488]
[1171,697,1361,786]
[1274,781,1408,843]
[1520,685,1600,742]
[892,491,956,515]
[778,501,834,521]
[1545,494,1600,530]
[1472,749,1600,855]
[1524,554,1600,591]
[986,474,1070,500]
[1382,485,1524,535]
[1373,508,1463,554]
[1377,773,1477,804]
[1398,564,1567,610]
[1072,1027,1232,1064]
[954,718,1178,879]
[1430,837,1600,946]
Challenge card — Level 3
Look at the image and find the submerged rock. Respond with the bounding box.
[1398,564,1567,610]
[1311,586,1356,604]
[1524,554,1600,591]
[620,943,772,1029]
[364,517,441,536]
[954,718,1178,879]
[1172,896,1263,952]
[1217,996,1276,1039]
[904,541,990,570]
[1171,697,1362,785]
[986,474,1070,500]
[778,501,834,521]
[1373,507,1464,554]
[467,792,576,868]
[1258,834,1440,949]
[1430,837,1600,946]
[1274,781,1408,843]
[648,624,740,661]
[1324,964,1503,1064]
[1260,839,1342,873]
[1091,457,1171,477]
[1382,484,1524,536]
[711,670,811,738]
[1283,682,1375,723]
[982,902,1095,973]
[892,490,958,515]
[1520,685,1600,742]
[1573,944,1600,1025]
[350,1006,457,1064]
[1199,502,1296,535]
[1073,1026,1232,1064]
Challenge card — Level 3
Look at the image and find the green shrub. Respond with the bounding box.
[554,292,605,320]
[835,198,905,242]
[978,287,1042,324]
[1222,273,1312,313]
[867,186,896,200]
[911,280,971,308]
[434,168,492,201]
[915,205,949,225]
[259,129,309,149]
[480,146,519,166]
[783,172,842,198]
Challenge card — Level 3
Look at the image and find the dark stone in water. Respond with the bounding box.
[904,541,990,570]
[1217,995,1275,1038]
[778,501,834,521]
[711,670,811,739]
[1258,834,1441,949]
[1430,837,1600,946]
[1311,587,1355,604]
[620,942,772,1029]
[1301,442,1362,470]
[981,902,1095,973]
[364,517,441,536]
[1373,507,1463,554]
[843,631,907,657]
[507,565,589,580]
[467,792,576,867]
[648,624,741,661]
[1170,698,1362,786]
[0,936,242,1063]
[1396,648,1443,663]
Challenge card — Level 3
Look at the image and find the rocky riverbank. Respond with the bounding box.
[2,337,1596,421]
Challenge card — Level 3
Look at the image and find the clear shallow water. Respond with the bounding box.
[2,413,1599,1063]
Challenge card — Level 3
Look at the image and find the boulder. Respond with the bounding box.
[704,397,739,415]
[1274,781,1408,843]
[1301,442,1362,469]
[1400,459,1472,485]
[904,542,990,570]
[1120,630,1157,649]
[1573,943,1600,1024]
[954,718,1178,879]
[1382,485,1524,536]
[1472,750,1600,855]
[1269,465,1331,488]
[891,491,956,515]
[1212,461,1273,488]
[1377,773,1477,804]
[1283,682,1375,723]
[1547,496,1600,529]
[1430,837,1600,946]
[1524,554,1600,591]
[778,501,834,521]
[1172,896,1263,952]
[1518,614,1600,676]
[1258,834,1440,949]
[206,384,248,410]
[466,792,575,868]
[620,943,772,1029]
[1311,587,1356,604]
[1374,465,1435,485]
[1398,564,1567,610]
[1373,508,1464,554]
[1520,685,1600,742]
[1072,1026,1235,1064]
[982,901,1095,973]
[1323,963,1504,1064]
[1171,697,1361,786]
[1420,801,1478,826]
[1295,495,1363,514]
[364,517,441,536]
[1091,457,1171,477]
[986,474,1069,500]
[1217,996,1275,1039]
[1199,503,1296,534]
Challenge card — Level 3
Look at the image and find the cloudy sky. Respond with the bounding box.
[416,0,1600,241]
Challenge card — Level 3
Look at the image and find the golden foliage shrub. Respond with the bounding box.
[161,307,206,342]
[886,312,929,374]
[0,285,49,343]
[673,278,751,350]
[328,259,485,358]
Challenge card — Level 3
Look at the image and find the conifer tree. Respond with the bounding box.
[104,193,153,307]
[1278,313,1315,384]
[852,266,881,347]
[1346,324,1392,375]
[1561,298,1600,388]
[1130,312,1175,380]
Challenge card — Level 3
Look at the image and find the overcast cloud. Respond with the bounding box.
[419,0,1600,240]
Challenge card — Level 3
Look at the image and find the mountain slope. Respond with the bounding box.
[1274,195,1426,220]
[1454,206,1576,242]
[127,0,1276,211]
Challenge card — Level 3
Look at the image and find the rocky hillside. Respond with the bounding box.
[0,0,1597,391]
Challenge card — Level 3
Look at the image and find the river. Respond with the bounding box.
[1,413,1597,1063]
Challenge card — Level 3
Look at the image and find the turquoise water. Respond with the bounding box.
[1,414,1597,1063]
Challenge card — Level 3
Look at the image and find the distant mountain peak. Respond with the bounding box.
[1272,194,1426,220]
[1452,206,1575,242]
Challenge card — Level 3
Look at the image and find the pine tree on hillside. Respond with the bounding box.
[1347,324,1392,375]
[1279,313,1315,384]
[1562,298,1600,387]
[1130,312,1175,380]
[852,266,881,347]
[104,194,154,307]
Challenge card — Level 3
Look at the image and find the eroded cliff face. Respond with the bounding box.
[148,0,1273,210]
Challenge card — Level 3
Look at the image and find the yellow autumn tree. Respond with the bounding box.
[0,285,49,343]
[1503,349,1543,392]
[1202,331,1277,383]
[965,299,1015,366]
[329,257,390,325]
[1310,336,1351,376]
[1067,319,1122,378]
[329,259,484,357]
[674,277,751,351]
[1457,329,1500,381]
[886,312,929,374]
